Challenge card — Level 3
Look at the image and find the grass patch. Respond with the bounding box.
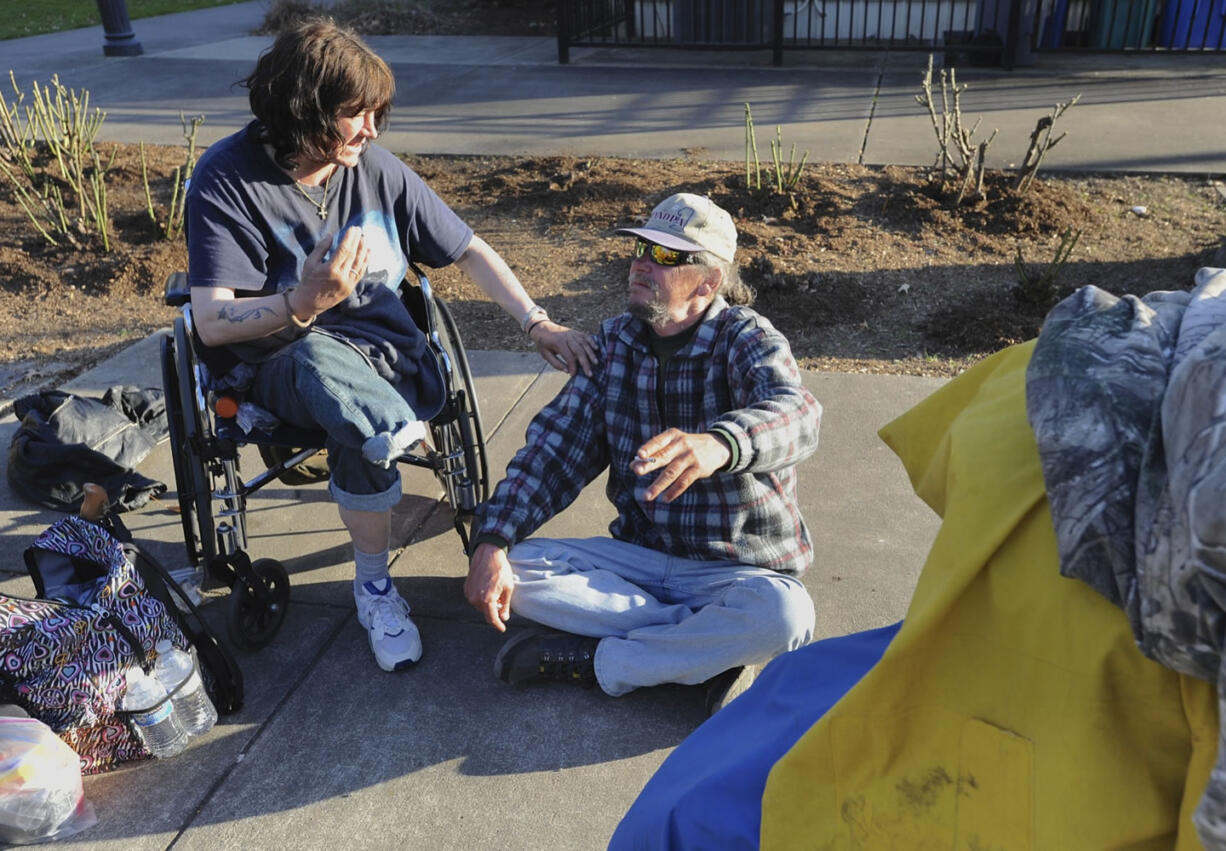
[1,0,248,41]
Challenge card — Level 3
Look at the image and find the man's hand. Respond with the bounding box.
[630,429,731,502]
[464,542,515,631]
[292,227,370,318]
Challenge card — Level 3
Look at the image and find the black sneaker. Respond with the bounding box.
[703,665,758,716]
[494,629,600,688]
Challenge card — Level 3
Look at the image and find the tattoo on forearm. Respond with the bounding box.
[217,304,275,324]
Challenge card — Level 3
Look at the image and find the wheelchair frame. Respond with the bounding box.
[160,267,489,650]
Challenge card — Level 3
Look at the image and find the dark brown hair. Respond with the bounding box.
[243,17,394,171]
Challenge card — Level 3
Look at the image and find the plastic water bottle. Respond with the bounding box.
[152,640,217,737]
[120,666,187,758]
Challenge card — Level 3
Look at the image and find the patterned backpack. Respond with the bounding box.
[0,515,187,773]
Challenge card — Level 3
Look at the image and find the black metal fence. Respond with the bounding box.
[556,0,1226,64]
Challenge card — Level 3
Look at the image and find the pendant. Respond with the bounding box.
[317,207,328,221]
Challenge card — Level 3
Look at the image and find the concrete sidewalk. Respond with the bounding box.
[5,2,1226,173]
[0,4,1220,846]
[0,336,941,849]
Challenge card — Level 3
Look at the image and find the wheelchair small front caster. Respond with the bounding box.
[226,557,290,650]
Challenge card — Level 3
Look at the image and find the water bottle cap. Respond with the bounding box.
[155,639,173,653]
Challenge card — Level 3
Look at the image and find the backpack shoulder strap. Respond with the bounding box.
[124,544,245,715]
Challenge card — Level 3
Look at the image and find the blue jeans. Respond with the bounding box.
[249,332,417,512]
[505,537,816,697]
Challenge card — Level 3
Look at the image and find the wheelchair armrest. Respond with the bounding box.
[164,271,191,307]
[408,263,428,287]
[402,264,433,334]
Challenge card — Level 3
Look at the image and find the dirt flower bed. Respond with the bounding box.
[0,142,1223,394]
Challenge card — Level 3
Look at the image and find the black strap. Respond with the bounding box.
[123,545,244,715]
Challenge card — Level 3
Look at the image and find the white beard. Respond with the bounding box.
[629,297,668,326]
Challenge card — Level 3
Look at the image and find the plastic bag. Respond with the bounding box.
[0,716,96,844]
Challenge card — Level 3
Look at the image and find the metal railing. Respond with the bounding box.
[556,0,1226,64]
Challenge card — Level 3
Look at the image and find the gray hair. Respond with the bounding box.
[695,252,754,307]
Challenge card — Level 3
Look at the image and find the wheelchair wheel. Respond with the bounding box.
[161,331,202,566]
[173,318,246,587]
[172,319,219,563]
[226,557,290,650]
[429,297,489,509]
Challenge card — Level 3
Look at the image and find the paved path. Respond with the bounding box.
[6,2,1226,172]
[0,335,941,849]
[0,5,1222,846]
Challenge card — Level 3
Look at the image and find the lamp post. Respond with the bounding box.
[95,0,144,56]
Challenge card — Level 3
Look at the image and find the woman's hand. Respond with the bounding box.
[452,237,598,376]
[529,320,598,377]
[295,227,369,317]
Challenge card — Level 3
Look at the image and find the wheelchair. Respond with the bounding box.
[160,267,489,651]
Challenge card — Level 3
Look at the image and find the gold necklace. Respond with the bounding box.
[294,167,335,221]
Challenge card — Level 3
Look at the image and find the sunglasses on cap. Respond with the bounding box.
[633,238,700,267]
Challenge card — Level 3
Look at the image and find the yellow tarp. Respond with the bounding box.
[761,341,1219,850]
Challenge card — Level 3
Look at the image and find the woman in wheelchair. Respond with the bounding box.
[183,18,597,672]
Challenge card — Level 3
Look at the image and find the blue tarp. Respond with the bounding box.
[610,621,901,850]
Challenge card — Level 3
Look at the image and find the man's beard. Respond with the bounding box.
[629,296,669,326]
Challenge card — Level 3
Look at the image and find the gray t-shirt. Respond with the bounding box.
[185,122,473,367]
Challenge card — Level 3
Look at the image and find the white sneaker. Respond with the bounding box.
[354,578,422,671]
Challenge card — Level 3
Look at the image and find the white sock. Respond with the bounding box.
[361,420,427,468]
[353,547,390,597]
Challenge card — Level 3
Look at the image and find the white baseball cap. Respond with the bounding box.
[615,193,737,262]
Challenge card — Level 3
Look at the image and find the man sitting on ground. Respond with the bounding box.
[463,193,821,713]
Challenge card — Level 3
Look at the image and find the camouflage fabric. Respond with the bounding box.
[1026,267,1226,847]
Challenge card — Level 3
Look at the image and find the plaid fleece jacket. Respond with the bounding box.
[475,297,821,575]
